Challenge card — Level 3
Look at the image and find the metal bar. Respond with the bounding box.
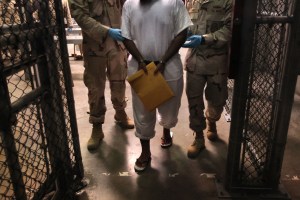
[228,1,243,79]
[0,26,56,47]
[10,87,46,113]
[1,129,28,200]
[0,22,45,34]
[0,74,27,200]
[55,0,85,181]
[39,1,74,198]
[256,16,294,24]
[2,55,43,77]
[225,0,258,190]
[31,173,56,200]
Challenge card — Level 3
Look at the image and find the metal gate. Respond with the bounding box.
[0,0,84,199]
[224,0,300,197]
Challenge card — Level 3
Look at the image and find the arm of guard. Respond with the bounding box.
[69,0,110,42]
[203,1,232,45]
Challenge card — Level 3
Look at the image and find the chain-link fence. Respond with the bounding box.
[224,79,234,122]
[0,0,84,199]
[226,0,299,192]
[238,0,291,187]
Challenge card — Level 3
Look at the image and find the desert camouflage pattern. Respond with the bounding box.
[69,0,127,124]
[185,0,232,75]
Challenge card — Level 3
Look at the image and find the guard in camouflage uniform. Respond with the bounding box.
[69,0,134,151]
[182,0,232,158]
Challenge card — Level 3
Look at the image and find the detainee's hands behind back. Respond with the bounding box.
[138,61,148,75]
[138,61,166,76]
[154,62,166,75]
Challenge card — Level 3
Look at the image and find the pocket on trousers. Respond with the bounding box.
[206,74,228,106]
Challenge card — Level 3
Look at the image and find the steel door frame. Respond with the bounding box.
[225,0,300,194]
[0,0,84,199]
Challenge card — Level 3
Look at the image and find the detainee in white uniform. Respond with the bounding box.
[122,0,192,139]
[121,0,192,171]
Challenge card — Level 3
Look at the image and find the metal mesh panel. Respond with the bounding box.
[12,104,50,199]
[224,79,234,121]
[0,133,15,199]
[0,0,83,199]
[237,0,290,187]
[55,51,77,167]
[257,0,289,16]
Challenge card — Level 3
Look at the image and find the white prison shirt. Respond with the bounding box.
[121,0,193,81]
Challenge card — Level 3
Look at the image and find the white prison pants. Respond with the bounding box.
[131,76,184,140]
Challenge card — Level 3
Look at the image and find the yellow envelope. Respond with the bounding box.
[127,62,174,111]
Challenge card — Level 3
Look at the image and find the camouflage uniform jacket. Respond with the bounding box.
[185,0,232,74]
[68,0,124,44]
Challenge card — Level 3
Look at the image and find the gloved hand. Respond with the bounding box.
[108,28,125,41]
[182,35,203,48]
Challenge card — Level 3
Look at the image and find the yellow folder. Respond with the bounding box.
[127,62,175,111]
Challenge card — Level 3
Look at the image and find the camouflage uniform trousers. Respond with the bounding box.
[186,71,228,132]
[82,42,128,124]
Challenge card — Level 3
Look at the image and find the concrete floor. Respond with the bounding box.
[68,47,300,200]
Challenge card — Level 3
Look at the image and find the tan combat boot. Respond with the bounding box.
[87,123,104,150]
[206,120,218,141]
[187,133,205,159]
[114,110,135,129]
